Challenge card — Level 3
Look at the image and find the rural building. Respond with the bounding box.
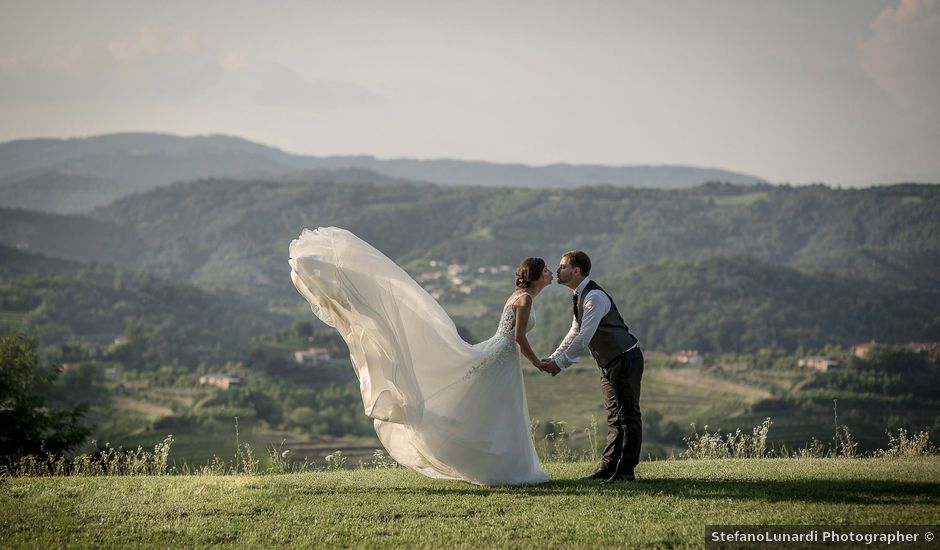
[797,356,839,372]
[294,347,332,365]
[199,374,242,390]
[853,341,877,358]
[902,342,938,360]
[853,341,938,362]
[672,350,704,367]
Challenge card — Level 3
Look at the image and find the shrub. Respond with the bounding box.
[1,333,91,463]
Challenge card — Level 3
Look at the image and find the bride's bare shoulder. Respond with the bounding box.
[507,291,533,307]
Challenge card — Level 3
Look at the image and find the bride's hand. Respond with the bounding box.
[540,358,561,376]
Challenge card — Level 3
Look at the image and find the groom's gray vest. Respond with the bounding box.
[576,280,639,369]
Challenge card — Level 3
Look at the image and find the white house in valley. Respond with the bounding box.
[199,374,242,390]
[671,350,704,367]
[294,347,332,365]
[797,356,839,372]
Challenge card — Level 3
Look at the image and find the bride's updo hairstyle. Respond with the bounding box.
[514,257,546,290]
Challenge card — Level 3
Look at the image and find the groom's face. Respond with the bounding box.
[556,257,575,284]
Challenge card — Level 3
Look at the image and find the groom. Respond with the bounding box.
[541,251,644,483]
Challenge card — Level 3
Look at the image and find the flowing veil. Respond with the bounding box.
[289,227,548,485]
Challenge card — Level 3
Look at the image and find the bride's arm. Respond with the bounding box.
[512,295,542,368]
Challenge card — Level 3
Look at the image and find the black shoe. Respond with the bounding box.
[602,471,636,484]
[580,469,612,480]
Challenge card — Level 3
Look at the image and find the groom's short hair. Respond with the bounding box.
[563,251,591,276]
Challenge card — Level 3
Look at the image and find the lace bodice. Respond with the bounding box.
[461,293,537,382]
[497,292,536,336]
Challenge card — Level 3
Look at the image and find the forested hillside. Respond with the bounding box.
[0,207,143,266]
[2,174,938,459]
[2,177,938,351]
[0,245,287,369]
[523,256,940,354]
[93,179,940,292]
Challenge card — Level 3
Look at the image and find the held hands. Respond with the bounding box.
[539,358,561,376]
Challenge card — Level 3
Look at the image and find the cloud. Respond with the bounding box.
[0,27,224,104]
[104,27,224,97]
[858,0,940,121]
[218,52,385,109]
[252,63,384,110]
[106,27,201,62]
[0,27,384,113]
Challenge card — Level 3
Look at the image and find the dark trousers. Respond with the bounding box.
[599,348,644,474]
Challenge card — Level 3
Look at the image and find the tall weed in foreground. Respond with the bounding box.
[266,440,293,475]
[323,450,346,471]
[5,414,937,477]
[831,400,857,458]
[794,438,827,459]
[231,416,260,475]
[236,441,259,475]
[682,418,773,459]
[530,418,601,463]
[877,428,935,457]
[544,421,575,462]
[3,436,175,476]
[530,419,549,459]
[191,455,227,476]
[362,449,400,469]
[584,415,600,464]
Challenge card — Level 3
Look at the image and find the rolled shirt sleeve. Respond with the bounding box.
[550,290,611,369]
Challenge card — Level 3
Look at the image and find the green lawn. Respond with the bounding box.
[2,457,938,548]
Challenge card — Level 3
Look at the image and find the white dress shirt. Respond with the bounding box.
[550,277,611,370]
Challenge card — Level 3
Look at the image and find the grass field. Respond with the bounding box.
[524,364,763,454]
[86,361,834,467]
[2,458,937,548]
[525,365,760,429]
[80,358,770,468]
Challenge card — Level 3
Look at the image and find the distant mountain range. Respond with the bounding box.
[0,132,767,213]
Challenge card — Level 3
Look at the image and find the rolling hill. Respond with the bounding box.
[2,173,938,459]
[522,256,940,354]
[2,176,938,351]
[0,132,766,213]
[0,244,288,367]
[5,178,936,292]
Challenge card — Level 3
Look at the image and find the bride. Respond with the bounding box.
[289,227,551,485]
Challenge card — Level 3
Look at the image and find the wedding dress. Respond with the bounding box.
[289,227,549,485]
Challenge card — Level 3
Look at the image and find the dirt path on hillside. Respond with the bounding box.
[192,395,214,411]
[789,375,815,395]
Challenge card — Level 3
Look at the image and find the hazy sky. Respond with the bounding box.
[1,0,938,185]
